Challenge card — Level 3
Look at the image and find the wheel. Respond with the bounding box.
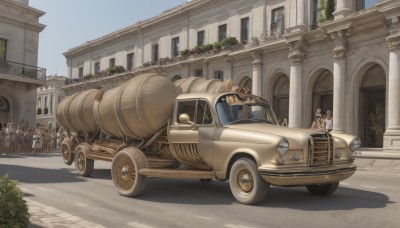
[229,157,269,205]
[306,183,339,196]
[111,147,149,197]
[74,144,94,177]
[61,139,74,165]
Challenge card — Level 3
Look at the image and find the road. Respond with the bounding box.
[1,152,399,228]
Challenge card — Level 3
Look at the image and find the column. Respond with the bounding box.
[288,40,304,128]
[333,0,353,20]
[224,57,233,81]
[331,30,348,133]
[297,0,305,26]
[251,51,262,97]
[385,35,400,133]
[202,61,209,79]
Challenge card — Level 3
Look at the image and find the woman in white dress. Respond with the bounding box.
[325,110,333,132]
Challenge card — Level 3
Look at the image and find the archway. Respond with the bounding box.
[359,64,386,148]
[0,96,10,128]
[272,74,289,124]
[312,70,333,121]
[238,76,252,92]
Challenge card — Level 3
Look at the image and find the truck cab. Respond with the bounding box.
[168,92,358,204]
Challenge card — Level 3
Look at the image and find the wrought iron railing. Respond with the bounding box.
[0,60,46,81]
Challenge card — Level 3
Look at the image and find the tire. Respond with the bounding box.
[306,182,339,196]
[200,179,212,183]
[74,143,94,177]
[111,147,149,197]
[61,140,74,165]
[229,157,269,205]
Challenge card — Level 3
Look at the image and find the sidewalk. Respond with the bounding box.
[354,148,400,173]
[27,199,105,228]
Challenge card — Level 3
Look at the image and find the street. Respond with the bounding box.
[1,152,399,228]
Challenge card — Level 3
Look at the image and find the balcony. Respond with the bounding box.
[0,60,46,81]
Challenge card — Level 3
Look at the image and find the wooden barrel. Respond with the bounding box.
[93,73,182,139]
[174,77,233,93]
[56,89,98,134]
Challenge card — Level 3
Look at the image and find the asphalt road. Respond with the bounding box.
[1,152,399,228]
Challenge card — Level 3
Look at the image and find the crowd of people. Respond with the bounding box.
[0,120,66,155]
[310,108,333,132]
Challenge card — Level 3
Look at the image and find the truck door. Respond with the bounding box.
[169,99,215,170]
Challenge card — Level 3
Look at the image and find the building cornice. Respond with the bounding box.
[0,1,46,32]
[63,0,210,58]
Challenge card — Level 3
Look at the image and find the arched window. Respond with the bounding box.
[50,95,54,114]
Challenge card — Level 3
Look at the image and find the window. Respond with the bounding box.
[127,53,134,70]
[109,58,115,68]
[218,24,227,42]
[194,69,203,77]
[177,100,213,125]
[271,7,285,37]
[312,0,324,26]
[0,38,6,61]
[356,0,378,11]
[241,17,250,43]
[197,30,205,46]
[50,95,54,114]
[152,44,159,62]
[172,37,180,57]
[78,67,83,78]
[214,70,224,81]
[94,62,100,75]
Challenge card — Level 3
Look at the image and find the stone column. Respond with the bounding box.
[251,51,262,97]
[202,61,209,79]
[224,57,233,81]
[333,0,353,20]
[288,40,304,128]
[384,34,400,146]
[331,29,349,133]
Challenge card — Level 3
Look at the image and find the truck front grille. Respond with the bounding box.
[309,134,333,166]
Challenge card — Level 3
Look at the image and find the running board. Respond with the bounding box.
[139,168,214,179]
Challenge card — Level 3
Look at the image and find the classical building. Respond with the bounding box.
[36,75,66,129]
[63,0,400,154]
[0,0,46,128]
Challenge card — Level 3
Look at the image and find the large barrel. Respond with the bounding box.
[56,89,99,135]
[174,77,233,93]
[93,73,182,139]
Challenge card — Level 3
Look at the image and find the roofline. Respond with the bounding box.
[63,0,211,58]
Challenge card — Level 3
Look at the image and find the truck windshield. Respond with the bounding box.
[216,94,279,125]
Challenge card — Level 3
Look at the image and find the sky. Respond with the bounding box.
[29,0,188,76]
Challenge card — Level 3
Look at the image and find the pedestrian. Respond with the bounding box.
[325,110,333,132]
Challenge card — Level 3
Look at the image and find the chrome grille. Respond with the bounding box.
[309,134,333,166]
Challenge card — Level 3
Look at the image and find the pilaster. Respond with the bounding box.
[251,51,262,97]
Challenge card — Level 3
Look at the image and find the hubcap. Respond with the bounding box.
[114,154,136,191]
[237,169,254,193]
[77,152,85,171]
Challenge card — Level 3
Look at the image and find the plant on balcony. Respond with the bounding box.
[205,44,214,52]
[324,0,334,21]
[180,49,189,58]
[114,65,125,74]
[0,175,30,228]
[213,42,222,50]
[84,74,94,80]
[220,37,239,48]
[44,107,48,115]
[37,108,42,115]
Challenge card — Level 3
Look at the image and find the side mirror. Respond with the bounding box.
[179,113,197,129]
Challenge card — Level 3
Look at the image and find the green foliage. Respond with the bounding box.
[0,175,30,228]
[180,49,189,57]
[368,112,383,144]
[84,74,94,80]
[36,108,42,115]
[325,0,335,21]
[106,66,125,76]
[220,37,239,47]
[213,42,222,50]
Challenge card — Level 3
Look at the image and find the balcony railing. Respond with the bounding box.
[0,60,46,81]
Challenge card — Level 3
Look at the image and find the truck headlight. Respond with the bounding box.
[278,139,289,156]
[350,138,361,151]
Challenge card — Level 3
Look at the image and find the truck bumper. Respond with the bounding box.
[258,164,357,186]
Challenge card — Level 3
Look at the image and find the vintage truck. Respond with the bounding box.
[57,73,359,205]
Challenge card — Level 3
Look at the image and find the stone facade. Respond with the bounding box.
[0,0,46,128]
[63,0,400,153]
[36,76,66,129]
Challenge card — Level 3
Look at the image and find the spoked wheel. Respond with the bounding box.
[111,147,149,197]
[306,183,339,196]
[74,143,94,177]
[61,139,74,165]
[229,158,269,205]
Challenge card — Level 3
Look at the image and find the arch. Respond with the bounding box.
[0,88,20,125]
[235,75,252,92]
[304,65,333,127]
[265,68,289,102]
[171,75,182,82]
[350,56,389,136]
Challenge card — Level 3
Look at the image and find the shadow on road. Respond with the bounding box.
[0,152,61,159]
[135,178,391,211]
[90,168,112,180]
[0,164,86,184]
